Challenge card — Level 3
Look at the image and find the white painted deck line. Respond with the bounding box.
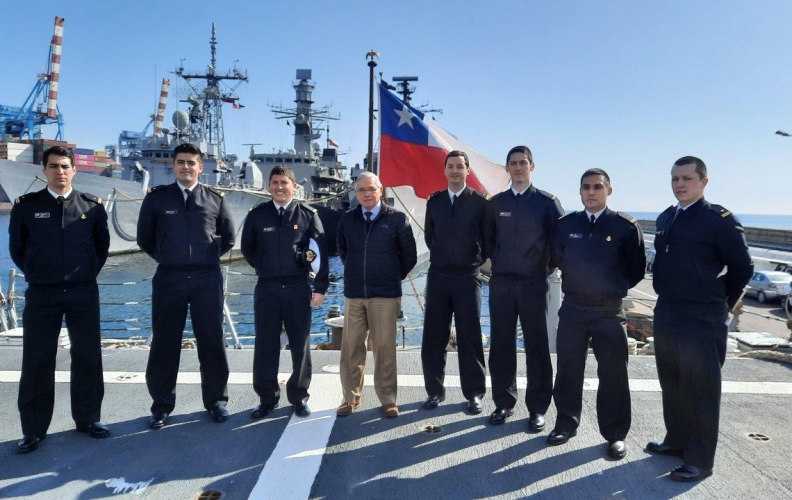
[0,371,790,394]
[248,374,341,500]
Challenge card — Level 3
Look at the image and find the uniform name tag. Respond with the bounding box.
[499,212,512,217]
[262,227,275,232]
[569,233,583,239]
[656,230,664,235]
[164,210,178,215]
[34,212,50,218]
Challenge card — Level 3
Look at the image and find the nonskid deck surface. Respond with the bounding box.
[0,349,790,499]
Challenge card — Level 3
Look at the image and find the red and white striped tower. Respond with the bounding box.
[154,78,170,136]
[46,16,65,119]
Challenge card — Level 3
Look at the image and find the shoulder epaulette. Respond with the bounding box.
[248,201,267,212]
[299,201,318,213]
[427,190,444,200]
[79,192,103,205]
[14,192,37,204]
[559,210,580,221]
[147,185,168,194]
[205,186,226,198]
[471,189,491,201]
[617,211,638,224]
[708,204,733,218]
[491,191,508,200]
[537,189,558,201]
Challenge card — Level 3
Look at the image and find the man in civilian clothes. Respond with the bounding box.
[137,142,235,429]
[336,172,417,418]
[547,168,645,460]
[10,145,111,453]
[648,156,752,481]
[241,165,329,419]
[484,145,564,430]
[421,150,489,414]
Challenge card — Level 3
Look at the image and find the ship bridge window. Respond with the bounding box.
[265,158,274,162]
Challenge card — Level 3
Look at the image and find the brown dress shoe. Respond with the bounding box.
[337,402,358,417]
[382,404,399,418]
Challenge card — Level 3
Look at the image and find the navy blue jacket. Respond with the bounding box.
[9,188,110,285]
[137,183,235,268]
[241,200,330,294]
[554,208,646,309]
[484,185,564,280]
[425,187,489,276]
[652,198,753,314]
[337,204,417,298]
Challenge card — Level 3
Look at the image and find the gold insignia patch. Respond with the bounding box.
[606,236,612,241]
[81,214,87,219]
[98,197,103,204]
[721,211,731,218]
[293,224,299,230]
[220,192,226,197]
[305,249,317,262]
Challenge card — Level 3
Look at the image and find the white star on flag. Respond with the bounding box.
[394,105,417,128]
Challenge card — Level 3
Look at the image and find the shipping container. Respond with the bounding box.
[94,151,108,157]
[73,148,94,155]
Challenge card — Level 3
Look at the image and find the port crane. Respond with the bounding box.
[0,16,65,141]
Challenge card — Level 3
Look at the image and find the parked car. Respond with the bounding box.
[745,271,792,304]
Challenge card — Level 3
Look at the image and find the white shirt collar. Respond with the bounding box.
[448,185,466,200]
[178,181,199,194]
[511,185,530,196]
[48,187,73,199]
[361,201,382,219]
[585,207,606,221]
[274,199,293,211]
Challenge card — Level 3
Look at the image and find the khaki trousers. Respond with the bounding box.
[340,297,400,406]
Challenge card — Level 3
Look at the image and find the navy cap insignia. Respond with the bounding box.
[305,249,317,263]
[34,212,50,218]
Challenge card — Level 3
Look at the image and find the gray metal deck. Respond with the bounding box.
[0,348,790,499]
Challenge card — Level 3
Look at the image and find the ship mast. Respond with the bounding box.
[174,23,247,161]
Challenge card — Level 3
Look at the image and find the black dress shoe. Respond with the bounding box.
[148,413,169,429]
[17,434,46,454]
[547,429,576,445]
[528,413,546,432]
[669,464,713,482]
[76,422,111,438]
[251,403,278,419]
[209,406,229,423]
[489,407,514,425]
[422,394,445,410]
[645,440,683,457]
[293,402,311,417]
[607,440,627,459]
[467,397,483,415]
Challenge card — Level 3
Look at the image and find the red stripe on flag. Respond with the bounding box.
[380,136,486,198]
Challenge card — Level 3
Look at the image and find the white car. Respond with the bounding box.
[745,271,792,304]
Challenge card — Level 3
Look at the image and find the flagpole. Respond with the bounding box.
[366,50,379,174]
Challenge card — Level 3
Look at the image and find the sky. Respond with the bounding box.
[2,0,791,215]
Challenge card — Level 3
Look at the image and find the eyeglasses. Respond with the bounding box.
[356,187,380,194]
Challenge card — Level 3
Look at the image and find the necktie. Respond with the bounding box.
[451,194,457,218]
[364,211,372,223]
[589,214,596,233]
[57,196,65,204]
[184,189,191,209]
[278,206,284,227]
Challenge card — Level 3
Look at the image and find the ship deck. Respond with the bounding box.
[0,346,790,499]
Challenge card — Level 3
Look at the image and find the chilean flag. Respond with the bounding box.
[378,81,509,198]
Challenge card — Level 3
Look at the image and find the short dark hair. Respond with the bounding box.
[445,150,469,168]
[173,142,204,160]
[269,165,296,184]
[673,156,707,180]
[580,168,610,186]
[506,145,533,165]
[42,146,74,168]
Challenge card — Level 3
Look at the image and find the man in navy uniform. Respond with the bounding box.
[484,145,564,429]
[241,165,329,419]
[547,168,645,459]
[137,142,235,428]
[648,156,753,481]
[9,145,111,453]
[421,150,489,414]
[336,172,417,418]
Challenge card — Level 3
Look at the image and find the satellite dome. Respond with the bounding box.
[172,110,190,131]
[313,142,321,151]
